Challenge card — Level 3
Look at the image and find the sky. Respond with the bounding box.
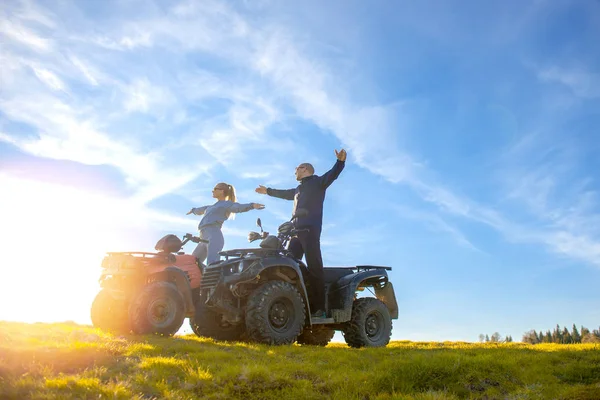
[1,0,599,342]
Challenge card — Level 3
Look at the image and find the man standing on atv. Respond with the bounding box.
[255,149,347,318]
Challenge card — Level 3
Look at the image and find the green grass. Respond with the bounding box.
[1,322,599,399]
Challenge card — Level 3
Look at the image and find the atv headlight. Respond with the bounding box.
[229,262,243,274]
[228,259,254,274]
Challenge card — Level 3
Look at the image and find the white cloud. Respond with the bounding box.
[0,17,53,52]
[538,66,600,98]
[392,204,481,252]
[12,0,56,28]
[31,66,67,92]
[122,78,176,114]
[544,231,600,266]
[69,56,99,86]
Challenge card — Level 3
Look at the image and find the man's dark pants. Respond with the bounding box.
[288,226,325,312]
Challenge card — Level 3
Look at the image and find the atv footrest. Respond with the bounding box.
[311,317,335,325]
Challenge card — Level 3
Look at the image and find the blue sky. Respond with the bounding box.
[1,0,599,342]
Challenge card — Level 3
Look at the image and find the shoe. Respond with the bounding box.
[311,309,326,319]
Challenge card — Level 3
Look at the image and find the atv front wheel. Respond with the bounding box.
[128,282,185,336]
[245,281,306,345]
[90,290,130,334]
[342,297,392,348]
[190,304,245,341]
[296,326,335,346]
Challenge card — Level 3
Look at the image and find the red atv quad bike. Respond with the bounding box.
[91,233,207,336]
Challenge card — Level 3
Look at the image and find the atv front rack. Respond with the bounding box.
[218,248,280,259]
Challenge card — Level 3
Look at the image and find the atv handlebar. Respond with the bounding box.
[183,233,209,244]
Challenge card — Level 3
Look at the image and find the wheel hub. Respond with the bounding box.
[269,299,293,331]
[365,312,382,338]
[148,298,174,326]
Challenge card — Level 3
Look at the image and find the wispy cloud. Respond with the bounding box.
[122,78,176,114]
[68,56,99,86]
[538,66,600,99]
[392,204,482,252]
[0,0,285,205]
[31,66,67,92]
[0,17,53,52]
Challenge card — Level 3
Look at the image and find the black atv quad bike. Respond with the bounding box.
[190,211,398,347]
[91,233,207,336]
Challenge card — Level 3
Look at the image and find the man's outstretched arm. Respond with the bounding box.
[319,149,346,189]
[256,185,296,200]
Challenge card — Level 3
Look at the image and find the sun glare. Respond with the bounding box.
[0,174,157,325]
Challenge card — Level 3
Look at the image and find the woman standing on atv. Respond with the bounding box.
[186,182,265,265]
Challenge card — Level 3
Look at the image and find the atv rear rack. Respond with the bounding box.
[105,252,161,257]
[355,265,392,271]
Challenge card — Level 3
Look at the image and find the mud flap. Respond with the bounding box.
[375,282,398,319]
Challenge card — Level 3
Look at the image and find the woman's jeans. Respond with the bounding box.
[192,225,224,265]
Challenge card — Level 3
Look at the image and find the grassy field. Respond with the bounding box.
[1,321,599,399]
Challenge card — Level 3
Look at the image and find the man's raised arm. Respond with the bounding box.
[255,185,296,200]
[319,149,346,189]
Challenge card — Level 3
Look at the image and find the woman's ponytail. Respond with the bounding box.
[224,183,237,220]
[227,184,236,203]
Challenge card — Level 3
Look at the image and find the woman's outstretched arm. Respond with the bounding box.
[186,206,209,215]
[228,202,265,213]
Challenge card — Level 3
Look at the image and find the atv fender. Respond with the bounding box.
[148,267,194,315]
[328,269,397,318]
[240,256,312,317]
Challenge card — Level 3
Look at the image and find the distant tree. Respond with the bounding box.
[485,334,490,342]
[522,330,539,344]
[582,333,600,343]
[491,332,502,343]
[562,327,572,344]
[478,334,485,343]
[545,330,552,343]
[571,324,581,343]
[505,335,513,343]
[552,325,560,343]
[537,331,544,343]
[581,326,590,339]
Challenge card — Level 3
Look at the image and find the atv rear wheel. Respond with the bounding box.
[342,297,392,348]
[128,282,185,336]
[245,281,306,345]
[190,304,245,341]
[91,290,130,334]
[296,325,335,346]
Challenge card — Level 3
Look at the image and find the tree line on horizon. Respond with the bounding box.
[522,324,600,344]
[478,332,514,343]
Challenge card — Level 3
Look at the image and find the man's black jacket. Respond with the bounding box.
[266,159,345,228]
